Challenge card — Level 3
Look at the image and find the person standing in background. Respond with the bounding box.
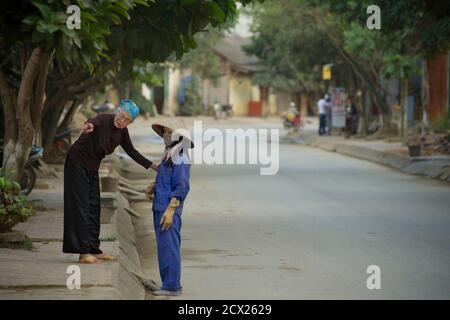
[317,94,330,136]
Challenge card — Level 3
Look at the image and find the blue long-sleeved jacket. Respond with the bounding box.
[152,153,191,214]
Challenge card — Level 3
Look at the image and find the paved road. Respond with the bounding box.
[133,117,450,299]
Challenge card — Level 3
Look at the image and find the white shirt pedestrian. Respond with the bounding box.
[318,98,329,115]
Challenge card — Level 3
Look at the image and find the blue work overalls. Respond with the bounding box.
[152,153,191,291]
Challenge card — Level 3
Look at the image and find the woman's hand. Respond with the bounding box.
[150,162,159,172]
[83,122,94,134]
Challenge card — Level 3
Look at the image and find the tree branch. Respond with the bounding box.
[66,53,123,94]
[16,47,42,154]
[32,50,53,120]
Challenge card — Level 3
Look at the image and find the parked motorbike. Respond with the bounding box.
[53,128,78,155]
[0,140,44,196]
[213,103,234,119]
[93,100,115,114]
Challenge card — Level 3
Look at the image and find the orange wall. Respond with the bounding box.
[428,52,449,120]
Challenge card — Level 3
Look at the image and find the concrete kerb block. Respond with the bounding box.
[112,179,155,299]
[335,143,383,164]
[101,176,119,192]
[304,136,337,152]
[0,230,31,244]
[440,167,450,181]
[115,262,146,300]
[305,134,450,184]
[321,142,337,152]
[428,166,447,179]
[34,180,54,190]
[402,159,450,182]
[112,152,158,181]
[100,207,115,224]
[382,152,411,171]
[100,192,118,224]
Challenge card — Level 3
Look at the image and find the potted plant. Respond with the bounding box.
[406,135,424,157]
[0,169,34,233]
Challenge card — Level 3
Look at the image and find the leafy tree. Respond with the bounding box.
[0,0,139,180]
[178,27,226,81]
[0,0,254,181]
[178,75,203,116]
[304,0,450,131]
[248,0,447,133]
[245,0,367,120]
[42,0,250,153]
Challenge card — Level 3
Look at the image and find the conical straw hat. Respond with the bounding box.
[150,118,194,148]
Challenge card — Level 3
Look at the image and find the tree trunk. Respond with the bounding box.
[7,47,43,181]
[42,57,122,153]
[0,68,18,169]
[400,79,409,137]
[32,50,53,146]
[421,60,429,132]
[42,96,70,155]
[57,100,78,132]
[362,89,370,135]
[0,48,39,179]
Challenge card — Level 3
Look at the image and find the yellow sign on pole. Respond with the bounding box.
[322,64,332,80]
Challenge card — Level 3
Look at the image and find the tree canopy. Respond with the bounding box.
[0,0,257,180]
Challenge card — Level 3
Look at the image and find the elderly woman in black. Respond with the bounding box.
[63,100,157,264]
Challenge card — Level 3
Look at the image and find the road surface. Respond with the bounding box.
[132,117,450,299]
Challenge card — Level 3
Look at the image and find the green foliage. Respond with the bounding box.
[381,54,419,80]
[178,76,203,116]
[129,83,156,116]
[254,0,437,96]
[377,0,450,58]
[304,0,450,58]
[127,61,164,116]
[1,0,250,75]
[0,0,259,185]
[343,22,382,63]
[132,62,164,88]
[245,0,346,92]
[430,115,450,133]
[108,0,245,64]
[341,22,419,80]
[11,0,143,71]
[178,27,227,81]
[0,168,34,223]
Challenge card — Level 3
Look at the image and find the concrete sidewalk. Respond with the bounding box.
[302,134,450,184]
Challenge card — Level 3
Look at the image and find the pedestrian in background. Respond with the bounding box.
[317,94,330,136]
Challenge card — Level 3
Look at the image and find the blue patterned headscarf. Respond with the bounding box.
[118,100,140,120]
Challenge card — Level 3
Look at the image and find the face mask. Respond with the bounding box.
[163,131,173,148]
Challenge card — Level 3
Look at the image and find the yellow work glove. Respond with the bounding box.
[145,182,155,201]
[160,197,180,231]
